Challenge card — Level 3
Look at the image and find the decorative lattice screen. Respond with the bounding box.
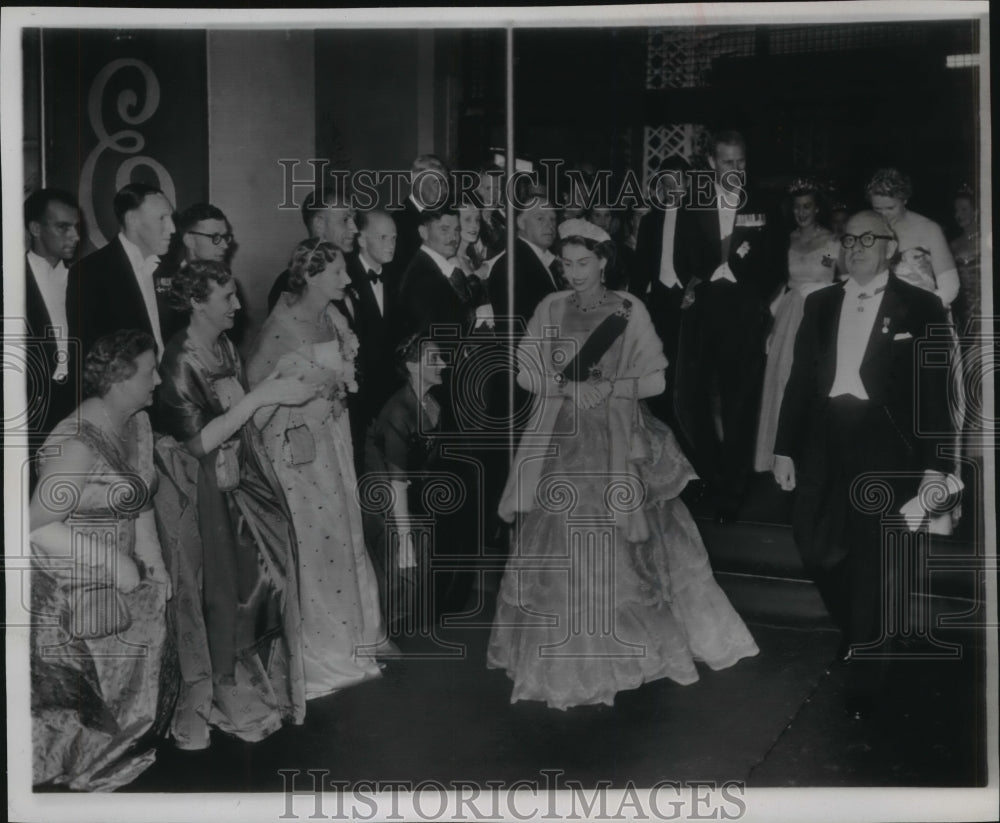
[643,124,706,190]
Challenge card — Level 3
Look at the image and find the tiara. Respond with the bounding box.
[787,176,821,196]
[557,218,611,244]
[956,183,975,198]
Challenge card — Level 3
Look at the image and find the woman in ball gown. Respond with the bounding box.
[949,185,981,333]
[155,260,315,749]
[489,219,758,710]
[754,179,840,472]
[246,239,391,698]
[866,168,959,309]
[30,330,177,790]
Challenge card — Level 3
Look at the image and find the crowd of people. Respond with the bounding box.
[22,130,978,789]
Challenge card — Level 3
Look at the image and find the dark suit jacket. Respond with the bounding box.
[674,186,781,303]
[66,236,167,361]
[397,249,473,340]
[487,238,560,335]
[25,256,77,445]
[345,251,401,420]
[774,275,953,474]
[391,198,425,277]
[632,207,689,299]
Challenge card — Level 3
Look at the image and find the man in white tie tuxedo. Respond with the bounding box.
[24,188,81,476]
[773,210,955,715]
[67,182,175,367]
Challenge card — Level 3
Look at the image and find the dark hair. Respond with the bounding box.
[82,329,157,398]
[287,238,342,295]
[113,182,164,226]
[556,235,623,289]
[301,186,353,233]
[710,130,747,156]
[394,332,434,380]
[865,168,912,202]
[785,178,830,227]
[355,208,394,233]
[169,260,234,312]
[417,207,458,228]
[954,184,975,206]
[658,155,691,174]
[176,202,228,235]
[24,188,79,229]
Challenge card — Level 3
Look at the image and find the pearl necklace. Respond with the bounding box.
[571,288,608,313]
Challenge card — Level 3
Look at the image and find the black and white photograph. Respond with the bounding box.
[2,4,995,822]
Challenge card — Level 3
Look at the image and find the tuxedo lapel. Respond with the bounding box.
[819,284,846,393]
[25,257,52,333]
[113,237,156,332]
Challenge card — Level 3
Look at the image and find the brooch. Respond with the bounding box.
[882,317,891,334]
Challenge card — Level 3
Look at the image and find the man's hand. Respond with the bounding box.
[772,455,796,491]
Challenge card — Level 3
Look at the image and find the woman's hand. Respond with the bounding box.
[570,381,611,409]
[114,555,141,593]
[252,376,317,410]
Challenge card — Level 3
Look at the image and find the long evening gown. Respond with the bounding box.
[489,291,758,710]
[156,330,305,749]
[247,299,389,698]
[754,236,839,471]
[31,413,177,790]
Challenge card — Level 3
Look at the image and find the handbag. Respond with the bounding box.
[64,580,132,640]
[214,439,242,491]
[283,421,316,466]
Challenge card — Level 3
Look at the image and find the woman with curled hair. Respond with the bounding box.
[361,333,447,633]
[155,259,316,749]
[246,239,391,697]
[866,167,959,307]
[754,178,840,471]
[29,329,177,790]
[489,219,757,710]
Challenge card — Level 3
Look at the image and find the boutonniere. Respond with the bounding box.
[882,317,891,334]
[154,276,172,295]
[821,254,834,268]
[736,241,751,259]
[588,365,603,382]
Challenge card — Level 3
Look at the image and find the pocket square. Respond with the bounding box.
[893,332,913,341]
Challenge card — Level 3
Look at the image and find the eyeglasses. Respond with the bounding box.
[840,232,893,249]
[188,230,234,246]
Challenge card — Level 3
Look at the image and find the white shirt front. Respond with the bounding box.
[119,232,164,354]
[26,251,70,381]
[522,238,559,289]
[658,208,681,289]
[829,270,890,400]
[358,251,385,315]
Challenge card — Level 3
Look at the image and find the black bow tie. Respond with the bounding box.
[367,269,382,284]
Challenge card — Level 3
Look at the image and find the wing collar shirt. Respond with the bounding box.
[26,251,70,381]
[119,232,164,355]
[829,269,890,400]
[358,250,385,315]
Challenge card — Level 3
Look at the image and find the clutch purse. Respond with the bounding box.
[64,581,132,640]
[628,391,651,464]
[215,439,242,492]
[283,421,316,466]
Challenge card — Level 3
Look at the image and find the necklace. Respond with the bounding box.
[571,288,608,313]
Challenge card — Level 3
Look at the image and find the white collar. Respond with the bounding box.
[358,251,382,276]
[118,231,160,272]
[420,244,455,277]
[27,249,66,277]
[844,270,890,299]
[714,182,743,210]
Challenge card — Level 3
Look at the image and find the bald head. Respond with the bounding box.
[841,210,897,285]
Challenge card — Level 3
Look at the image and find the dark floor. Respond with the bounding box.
[122,597,987,793]
[108,472,992,794]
